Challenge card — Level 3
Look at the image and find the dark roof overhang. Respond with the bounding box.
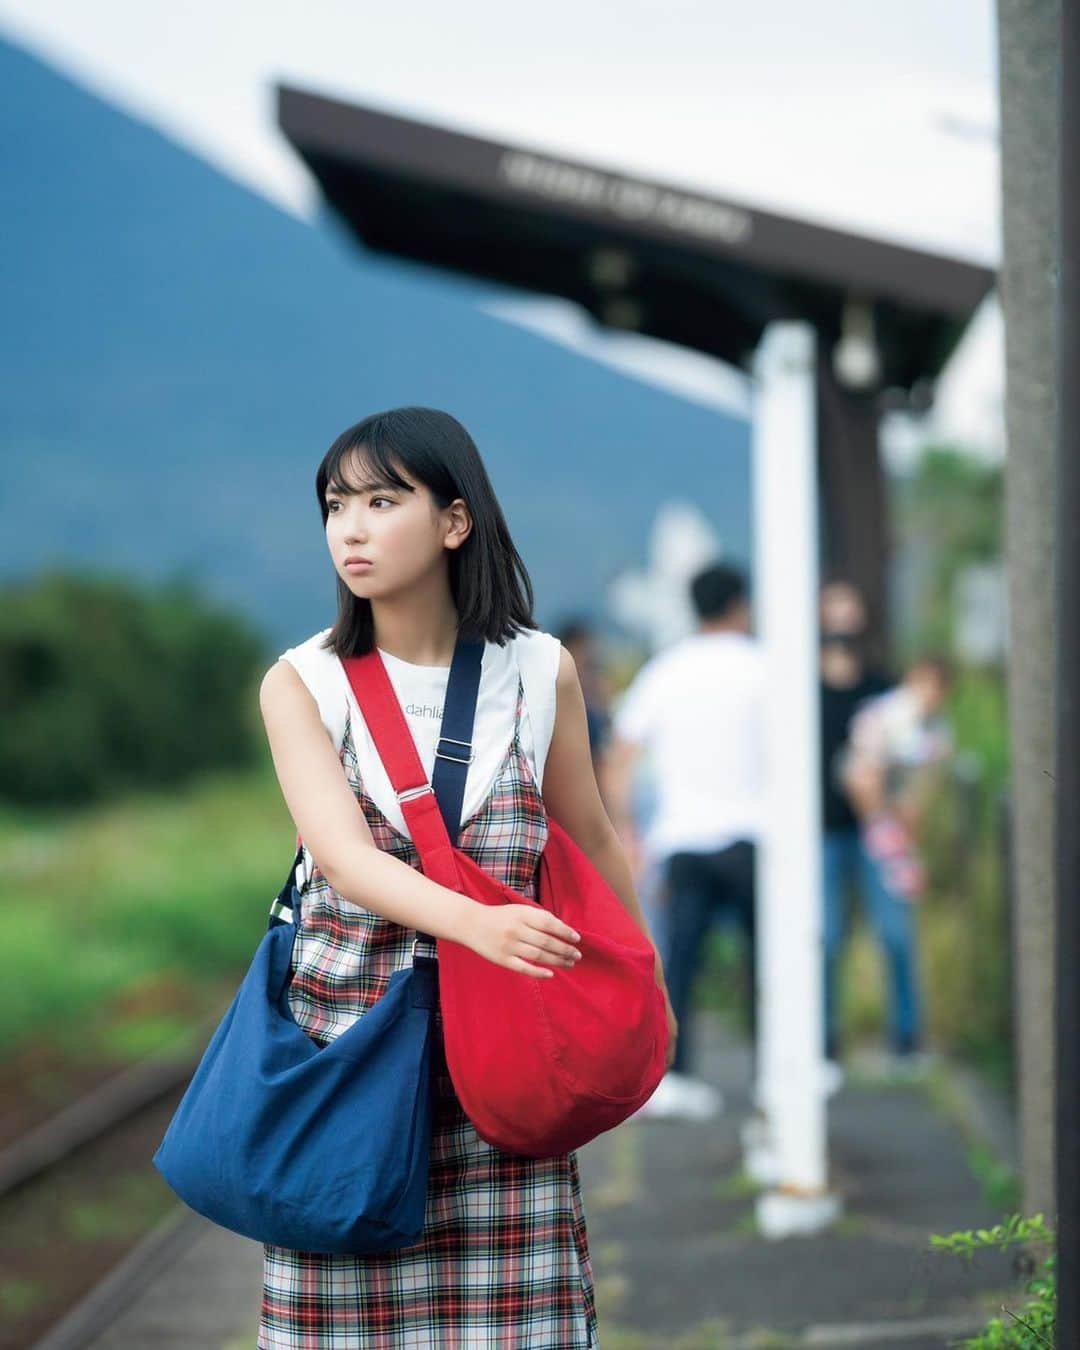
[277,83,996,391]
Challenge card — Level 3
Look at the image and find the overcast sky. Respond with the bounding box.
[0,1,1003,453]
[0,0,999,259]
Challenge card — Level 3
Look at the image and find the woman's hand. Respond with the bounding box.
[461,904,583,979]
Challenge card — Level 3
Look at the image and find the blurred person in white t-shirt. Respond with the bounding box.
[603,562,764,1120]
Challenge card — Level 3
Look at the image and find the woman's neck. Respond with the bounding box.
[370,577,460,667]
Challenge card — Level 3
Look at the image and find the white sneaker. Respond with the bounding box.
[887,1049,936,1082]
[635,1071,723,1121]
[821,1059,845,1098]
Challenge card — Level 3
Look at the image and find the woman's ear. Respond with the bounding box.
[444,498,473,551]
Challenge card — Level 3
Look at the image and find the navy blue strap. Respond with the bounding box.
[268,841,307,930]
[431,638,484,846]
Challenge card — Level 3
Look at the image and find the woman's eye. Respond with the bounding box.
[371,496,394,508]
[326,500,340,513]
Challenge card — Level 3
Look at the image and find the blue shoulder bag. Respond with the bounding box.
[152,639,484,1253]
[151,839,438,1252]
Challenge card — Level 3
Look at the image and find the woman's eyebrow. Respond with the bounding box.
[328,478,399,496]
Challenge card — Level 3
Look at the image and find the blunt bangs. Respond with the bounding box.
[318,430,419,521]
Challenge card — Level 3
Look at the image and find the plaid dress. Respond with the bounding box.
[259,677,599,1349]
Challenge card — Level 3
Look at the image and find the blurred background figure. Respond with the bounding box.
[604,562,763,1121]
[835,654,956,1076]
[556,618,613,775]
[819,579,894,1086]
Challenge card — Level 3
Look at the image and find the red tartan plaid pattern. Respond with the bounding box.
[259,678,599,1348]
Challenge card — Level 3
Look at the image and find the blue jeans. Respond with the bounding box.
[823,826,923,1058]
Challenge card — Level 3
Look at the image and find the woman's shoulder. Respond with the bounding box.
[273,627,347,746]
[278,625,335,663]
[502,624,562,662]
[500,628,563,780]
[499,625,564,689]
[275,626,341,687]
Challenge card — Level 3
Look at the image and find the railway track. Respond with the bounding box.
[0,1014,221,1349]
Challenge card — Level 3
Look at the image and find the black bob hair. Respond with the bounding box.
[316,407,538,658]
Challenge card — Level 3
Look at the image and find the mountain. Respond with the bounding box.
[0,35,750,652]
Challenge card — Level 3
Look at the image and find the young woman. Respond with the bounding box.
[258,407,676,1349]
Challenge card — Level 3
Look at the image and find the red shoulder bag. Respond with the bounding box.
[338,645,668,1158]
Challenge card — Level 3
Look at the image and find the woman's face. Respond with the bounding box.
[324,453,471,600]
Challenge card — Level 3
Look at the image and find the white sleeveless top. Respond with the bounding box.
[277,626,563,844]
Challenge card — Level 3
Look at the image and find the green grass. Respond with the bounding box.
[3,727,1016,1095]
[1,755,294,1061]
[712,1168,762,1202]
[0,1275,44,1317]
[63,1172,167,1243]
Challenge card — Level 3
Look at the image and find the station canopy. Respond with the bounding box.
[277,83,995,393]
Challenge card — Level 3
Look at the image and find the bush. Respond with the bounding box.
[930,1214,1055,1347]
[0,568,270,806]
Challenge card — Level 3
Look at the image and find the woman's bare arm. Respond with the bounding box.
[259,660,581,978]
[541,646,677,1065]
[599,734,646,874]
[541,647,651,936]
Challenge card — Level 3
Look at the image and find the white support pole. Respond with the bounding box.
[745,321,841,1237]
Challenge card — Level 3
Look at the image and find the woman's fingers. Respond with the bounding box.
[518,939,578,969]
[518,914,581,965]
[469,904,584,976]
[509,955,557,979]
[521,908,580,946]
[527,908,580,945]
[522,931,581,964]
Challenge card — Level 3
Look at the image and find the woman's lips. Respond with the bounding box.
[345,560,373,572]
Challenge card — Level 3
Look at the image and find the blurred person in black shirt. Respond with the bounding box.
[557,618,614,775]
[819,580,893,1084]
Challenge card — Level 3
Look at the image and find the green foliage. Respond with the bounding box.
[0,758,292,1057]
[894,445,1005,662]
[930,1215,1055,1347]
[0,1276,44,1316]
[889,445,1012,1080]
[0,568,271,806]
[898,445,1003,558]
[913,724,1014,1080]
[946,669,1011,793]
[965,1141,1022,1215]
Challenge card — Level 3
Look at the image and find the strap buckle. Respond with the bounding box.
[397,783,434,803]
[412,935,439,960]
[435,735,474,765]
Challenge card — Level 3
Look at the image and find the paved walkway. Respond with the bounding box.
[42,1013,1022,1349]
[577,1022,1017,1348]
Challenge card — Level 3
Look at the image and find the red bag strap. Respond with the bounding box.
[339,650,461,891]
